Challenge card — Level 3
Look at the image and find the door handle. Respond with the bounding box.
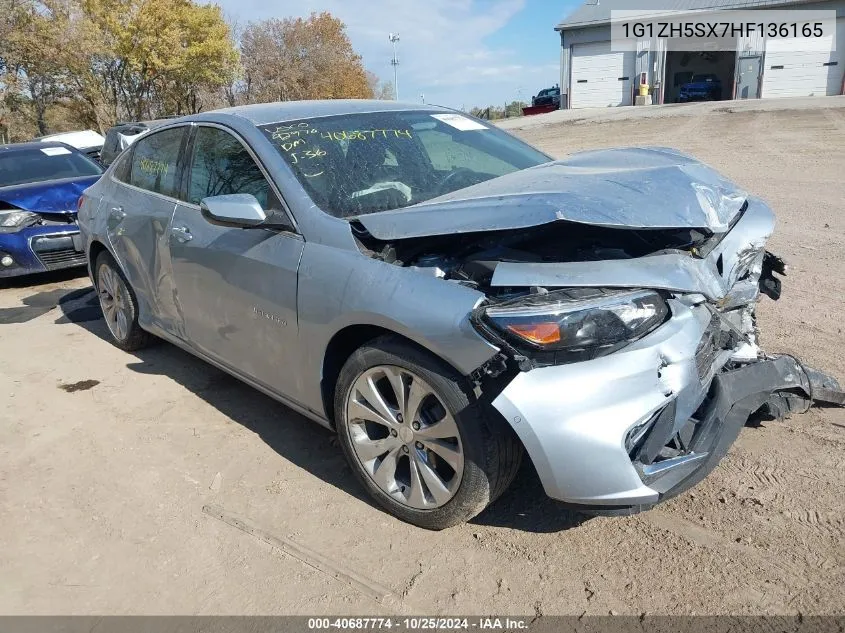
[171,226,193,243]
[109,206,125,220]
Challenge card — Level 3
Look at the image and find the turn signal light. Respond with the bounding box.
[506,322,561,345]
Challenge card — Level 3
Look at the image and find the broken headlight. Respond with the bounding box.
[482,289,669,360]
[0,210,39,233]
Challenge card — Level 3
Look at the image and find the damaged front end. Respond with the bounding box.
[351,190,844,512]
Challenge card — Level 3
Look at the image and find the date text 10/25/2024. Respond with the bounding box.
[307,618,529,631]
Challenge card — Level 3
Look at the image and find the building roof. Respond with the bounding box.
[557,0,825,30]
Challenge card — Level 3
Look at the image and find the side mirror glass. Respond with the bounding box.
[199,194,267,228]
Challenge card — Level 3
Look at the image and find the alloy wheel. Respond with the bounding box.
[97,263,131,342]
[345,365,464,509]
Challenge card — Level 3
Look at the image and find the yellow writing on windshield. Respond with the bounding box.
[267,122,320,143]
[320,129,412,141]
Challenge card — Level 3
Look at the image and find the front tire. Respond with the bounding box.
[94,251,153,351]
[334,336,522,530]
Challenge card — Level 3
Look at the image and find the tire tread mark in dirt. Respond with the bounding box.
[782,510,845,537]
[721,454,845,491]
[639,511,809,588]
[202,504,406,610]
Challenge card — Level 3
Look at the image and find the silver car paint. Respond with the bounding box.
[79,106,502,426]
[76,100,790,506]
[355,146,747,240]
[489,197,774,300]
[492,299,715,505]
[101,145,184,335]
[168,199,305,401]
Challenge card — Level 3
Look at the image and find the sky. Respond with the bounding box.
[216,0,580,110]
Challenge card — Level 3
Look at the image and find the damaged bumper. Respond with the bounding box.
[0,225,87,278]
[491,299,844,512]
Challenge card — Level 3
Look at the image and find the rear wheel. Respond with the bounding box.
[95,252,153,351]
[334,336,522,530]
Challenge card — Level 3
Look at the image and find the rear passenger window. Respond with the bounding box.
[188,126,278,209]
[128,127,184,198]
[111,149,133,183]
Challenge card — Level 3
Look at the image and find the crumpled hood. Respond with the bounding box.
[0,176,100,214]
[356,147,748,241]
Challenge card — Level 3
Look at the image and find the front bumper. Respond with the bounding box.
[0,225,86,278]
[491,300,843,511]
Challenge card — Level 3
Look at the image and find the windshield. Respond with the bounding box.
[0,146,102,188]
[692,74,717,83]
[259,110,551,218]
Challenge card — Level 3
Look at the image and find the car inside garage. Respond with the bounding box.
[558,1,845,110]
[664,48,737,103]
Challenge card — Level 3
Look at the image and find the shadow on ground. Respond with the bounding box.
[0,267,88,290]
[17,285,587,532]
[471,463,590,533]
[0,274,97,325]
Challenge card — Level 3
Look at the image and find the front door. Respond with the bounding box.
[736,56,761,99]
[168,124,304,398]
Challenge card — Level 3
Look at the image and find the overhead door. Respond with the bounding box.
[570,42,636,108]
[762,18,845,98]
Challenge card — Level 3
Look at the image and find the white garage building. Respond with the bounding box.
[556,0,845,109]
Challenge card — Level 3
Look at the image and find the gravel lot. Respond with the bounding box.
[2,100,844,616]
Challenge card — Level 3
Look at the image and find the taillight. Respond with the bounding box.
[77,196,85,212]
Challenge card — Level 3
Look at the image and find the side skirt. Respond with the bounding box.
[143,323,334,431]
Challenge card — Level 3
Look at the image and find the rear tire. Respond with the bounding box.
[334,336,523,530]
[94,251,153,351]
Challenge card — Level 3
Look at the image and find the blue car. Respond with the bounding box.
[678,73,722,103]
[0,141,103,278]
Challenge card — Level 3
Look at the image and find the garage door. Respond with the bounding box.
[762,18,845,98]
[570,42,636,108]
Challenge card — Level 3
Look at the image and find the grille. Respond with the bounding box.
[36,248,87,270]
[37,212,77,225]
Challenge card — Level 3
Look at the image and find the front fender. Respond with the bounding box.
[295,242,500,415]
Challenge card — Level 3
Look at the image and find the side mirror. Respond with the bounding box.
[199,194,267,228]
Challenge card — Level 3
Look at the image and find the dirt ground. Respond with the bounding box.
[1,102,844,616]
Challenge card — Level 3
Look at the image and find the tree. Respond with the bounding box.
[1,4,371,139]
[240,12,373,104]
[155,2,240,115]
[70,0,238,125]
[0,0,239,136]
[366,71,394,100]
[0,0,71,135]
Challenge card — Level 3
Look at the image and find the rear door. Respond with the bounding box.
[168,124,304,397]
[104,125,187,334]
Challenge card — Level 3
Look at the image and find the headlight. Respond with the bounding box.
[482,289,669,360]
[0,210,39,233]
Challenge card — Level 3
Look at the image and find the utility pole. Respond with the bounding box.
[389,33,400,101]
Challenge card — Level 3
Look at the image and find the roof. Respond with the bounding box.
[108,118,175,132]
[199,99,452,126]
[34,130,105,150]
[557,0,827,30]
[0,141,75,152]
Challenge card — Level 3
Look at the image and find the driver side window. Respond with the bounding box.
[188,126,281,210]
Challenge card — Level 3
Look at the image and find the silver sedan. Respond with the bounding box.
[77,100,844,529]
